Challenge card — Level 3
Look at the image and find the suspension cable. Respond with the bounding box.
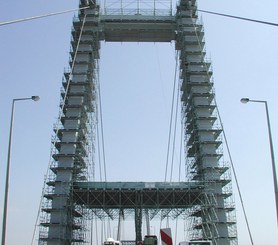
[178,120,183,182]
[91,218,94,245]
[2,5,278,28]
[170,72,180,182]
[88,110,96,181]
[0,6,90,27]
[95,56,107,183]
[164,50,179,182]
[97,121,103,181]
[97,71,108,182]
[198,9,278,27]
[31,13,88,245]
[214,102,254,245]
[174,218,178,245]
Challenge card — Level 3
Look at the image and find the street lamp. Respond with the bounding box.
[1,96,40,245]
[241,97,278,226]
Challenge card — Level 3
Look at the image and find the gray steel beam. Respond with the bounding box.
[73,181,203,209]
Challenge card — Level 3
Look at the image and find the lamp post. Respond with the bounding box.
[241,97,278,226]
[1,96,40,245]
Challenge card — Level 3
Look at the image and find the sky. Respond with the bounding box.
[0,0,278,244]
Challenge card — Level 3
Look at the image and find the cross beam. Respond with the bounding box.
[73,181,204,209]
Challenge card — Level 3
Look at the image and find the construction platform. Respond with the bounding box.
[73,181,204,218]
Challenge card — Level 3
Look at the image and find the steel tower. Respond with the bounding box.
[39,1,237,244]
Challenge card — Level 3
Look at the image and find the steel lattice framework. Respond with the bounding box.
[39,1,237,245]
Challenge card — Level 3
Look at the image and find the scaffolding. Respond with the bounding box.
[101,0,173,16]
[39,1,237,245]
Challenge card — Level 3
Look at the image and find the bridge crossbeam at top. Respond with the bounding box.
[75,9,177,42]
[99,15,176,42]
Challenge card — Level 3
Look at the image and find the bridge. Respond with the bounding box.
[38,1,237,245]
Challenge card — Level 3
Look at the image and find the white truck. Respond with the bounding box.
[104,238,121,245]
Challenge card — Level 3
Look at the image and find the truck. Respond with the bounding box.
[104,238,121,245]
[143,235,158,245]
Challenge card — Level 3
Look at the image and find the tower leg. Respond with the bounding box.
[135,208,142,243]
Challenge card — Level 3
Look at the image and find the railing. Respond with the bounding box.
[100,0,173,16]
[121,241,136,245]
[102,8,172,16]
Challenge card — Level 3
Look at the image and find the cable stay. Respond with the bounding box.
[1,7,278,28]
[0,6,90,27]
[169,58,181,182]
[164,50,181,182]
[214,101,255,245]
[198,9,278,27]
[97,69,108,183]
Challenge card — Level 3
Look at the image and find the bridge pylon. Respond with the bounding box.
[38,1,237,245]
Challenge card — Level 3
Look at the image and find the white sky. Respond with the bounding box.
[0,0,278,244]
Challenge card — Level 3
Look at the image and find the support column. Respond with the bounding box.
[135,208,142,243]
